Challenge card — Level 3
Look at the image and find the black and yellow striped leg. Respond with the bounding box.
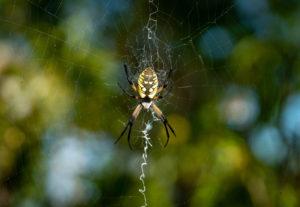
[157,68,173,94]
[115,104,143,150]
[124,64,137,92]
[151,103,176,147]
[118,83,139,100]
[153,85,173,100]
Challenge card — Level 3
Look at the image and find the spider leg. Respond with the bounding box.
[151,103,176,147]
[124,64,137,92]
[114,104,143,150]
[157,68,173,94]
[118,83,139,99]
[153,85,173,100]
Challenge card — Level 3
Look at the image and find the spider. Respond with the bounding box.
[115,64,176,149]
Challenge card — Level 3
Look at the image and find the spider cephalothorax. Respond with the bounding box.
[115,64,176,149]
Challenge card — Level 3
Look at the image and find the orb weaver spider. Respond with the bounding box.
[115,64,176,149]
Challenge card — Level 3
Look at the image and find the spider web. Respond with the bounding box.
[0,0,241,206]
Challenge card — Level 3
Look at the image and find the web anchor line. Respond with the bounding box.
[139,122,153,207]
[146,0,158,40]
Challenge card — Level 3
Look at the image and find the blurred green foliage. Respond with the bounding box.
[0,0,300,206]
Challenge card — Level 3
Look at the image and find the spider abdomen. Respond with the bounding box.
[138,67,158,98]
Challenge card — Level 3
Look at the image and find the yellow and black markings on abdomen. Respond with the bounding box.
[138,67,158,99]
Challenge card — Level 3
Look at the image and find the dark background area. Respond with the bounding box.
[0,0,300,206]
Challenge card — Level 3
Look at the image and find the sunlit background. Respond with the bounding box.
[1,0,300,206]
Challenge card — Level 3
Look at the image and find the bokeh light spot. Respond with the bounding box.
[281,93,300,141]
[199,26,234,60]
[219,85,260,130]
[249,125,287,166]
